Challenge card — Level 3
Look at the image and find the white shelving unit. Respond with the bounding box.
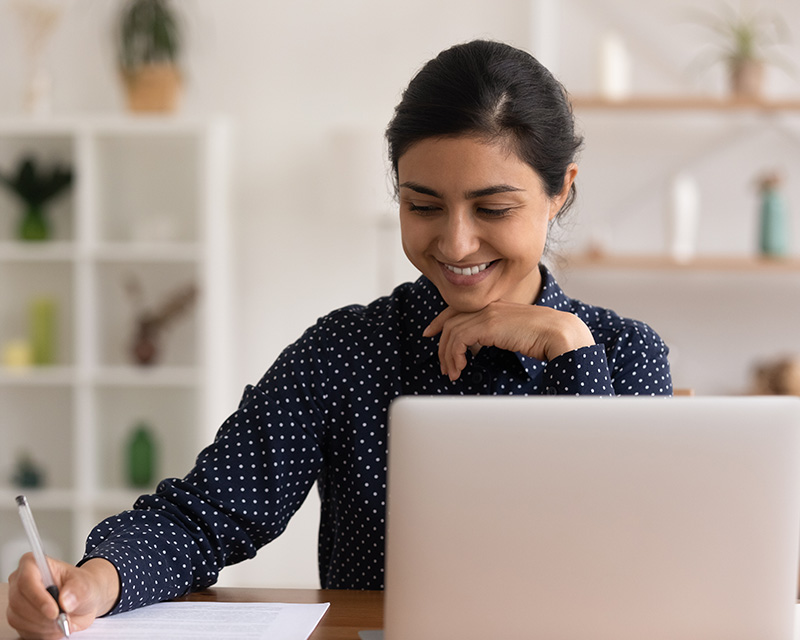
[0,116,234,567]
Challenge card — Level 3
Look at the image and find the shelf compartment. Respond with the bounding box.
[94,133,201,244]
[0,262,75,366]
[0,505,75,577]
[0,386,74,493]
[94,387,199,492]
[0,133,76,244]
[94,261,199,368]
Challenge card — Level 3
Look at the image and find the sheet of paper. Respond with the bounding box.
[73,601,330,640]
[796,603,800,640]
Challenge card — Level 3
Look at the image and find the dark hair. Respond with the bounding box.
[386,39,583,217]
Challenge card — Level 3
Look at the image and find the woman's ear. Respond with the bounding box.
[549,163,578,220]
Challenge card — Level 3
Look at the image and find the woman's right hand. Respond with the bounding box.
[7,554,120,640]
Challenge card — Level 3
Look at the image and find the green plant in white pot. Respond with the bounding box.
[690,3,793,100]
[117,0,183,112]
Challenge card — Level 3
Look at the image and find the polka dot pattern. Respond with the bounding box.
[80,265,671,614]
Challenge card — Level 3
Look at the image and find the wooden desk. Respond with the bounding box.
[0,583,384,640]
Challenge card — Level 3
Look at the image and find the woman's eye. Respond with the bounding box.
[408,203,440,214]
[478,207,512,217]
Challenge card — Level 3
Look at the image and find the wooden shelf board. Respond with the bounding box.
[559,253,800,272]
[570,95,800,112]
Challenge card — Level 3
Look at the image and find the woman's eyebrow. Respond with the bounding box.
[465,185,524,198]
[399,182,524,199]
[399,181,441,197]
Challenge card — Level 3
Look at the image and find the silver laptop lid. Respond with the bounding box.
[384,396,800,640]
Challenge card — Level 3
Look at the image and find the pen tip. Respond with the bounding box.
[15,495,27,507]
[57,613,70,637]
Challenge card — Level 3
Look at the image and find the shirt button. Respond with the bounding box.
[471,370,484,384]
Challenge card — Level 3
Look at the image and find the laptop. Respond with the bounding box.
[374,396,800,640]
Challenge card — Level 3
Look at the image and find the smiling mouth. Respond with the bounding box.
[443,261,495,276]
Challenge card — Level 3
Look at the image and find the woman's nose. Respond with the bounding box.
[437,210,480,262]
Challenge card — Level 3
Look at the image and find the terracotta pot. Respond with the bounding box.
[122,63,182,112]
[729,59,764,100]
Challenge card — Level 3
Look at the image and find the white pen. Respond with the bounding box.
[16,495,71,638]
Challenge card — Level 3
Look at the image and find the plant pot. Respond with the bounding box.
[122,63,182,112]
[18,206,49,241]
[729,59,764,100]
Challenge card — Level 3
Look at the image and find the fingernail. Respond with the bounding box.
[62,591,77,612]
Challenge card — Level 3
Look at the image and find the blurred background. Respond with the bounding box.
[0,0,799,588]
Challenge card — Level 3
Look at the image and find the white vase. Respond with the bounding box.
[667,173,700,263]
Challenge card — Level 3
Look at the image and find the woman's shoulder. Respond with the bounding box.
[312,277,435,335]
[568,297,668,356]
[541,265,666,353]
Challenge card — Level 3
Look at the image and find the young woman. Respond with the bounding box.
[7,39,671,639]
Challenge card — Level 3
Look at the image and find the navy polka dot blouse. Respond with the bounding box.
[81,265,671,613]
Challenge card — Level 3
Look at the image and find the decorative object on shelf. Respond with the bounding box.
[29,296,57,365]
[117,0,184,112]
[758,171,789,258]
[666,172,700,263]
[11,451,46,488]
[0,155,73,241]
[127,421,157,487]
[689,3,794,100]
[751,354,800,396]
[598,31,632,101]
[124,275,198,365]
[2,339,33,368]
[11,0,65,116]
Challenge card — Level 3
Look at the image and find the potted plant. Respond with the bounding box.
[117,0,183,112]
[0,155,73,241]
[690,3,793,100]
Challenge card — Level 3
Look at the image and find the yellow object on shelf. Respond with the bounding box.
[3,339,33,368]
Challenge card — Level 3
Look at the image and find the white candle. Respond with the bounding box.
[667,172,700,263]
[599,31,632,101]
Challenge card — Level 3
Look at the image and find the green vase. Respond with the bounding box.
[127,423,157,488]
[30,297,57,365]
[18,206,49,241]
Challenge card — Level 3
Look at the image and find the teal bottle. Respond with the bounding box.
[759,174,788,258]
[127,422,156,488]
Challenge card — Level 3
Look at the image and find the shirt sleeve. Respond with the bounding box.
[541,321,672,397]
[79,328,331,614]
[605,321,673,396]
[542,344,614,395]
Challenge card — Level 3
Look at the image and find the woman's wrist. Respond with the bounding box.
[543,313,595,361]
[80,557,121,617]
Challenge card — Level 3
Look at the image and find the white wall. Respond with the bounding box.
[1,0,799,587]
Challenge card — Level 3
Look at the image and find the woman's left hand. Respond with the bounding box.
[423,301,596,381]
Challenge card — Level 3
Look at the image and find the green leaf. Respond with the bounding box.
[0,156,73,209]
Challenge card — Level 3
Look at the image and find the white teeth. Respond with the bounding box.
[445,262,491,276]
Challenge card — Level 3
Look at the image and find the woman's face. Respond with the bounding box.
[398,135,576,313]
